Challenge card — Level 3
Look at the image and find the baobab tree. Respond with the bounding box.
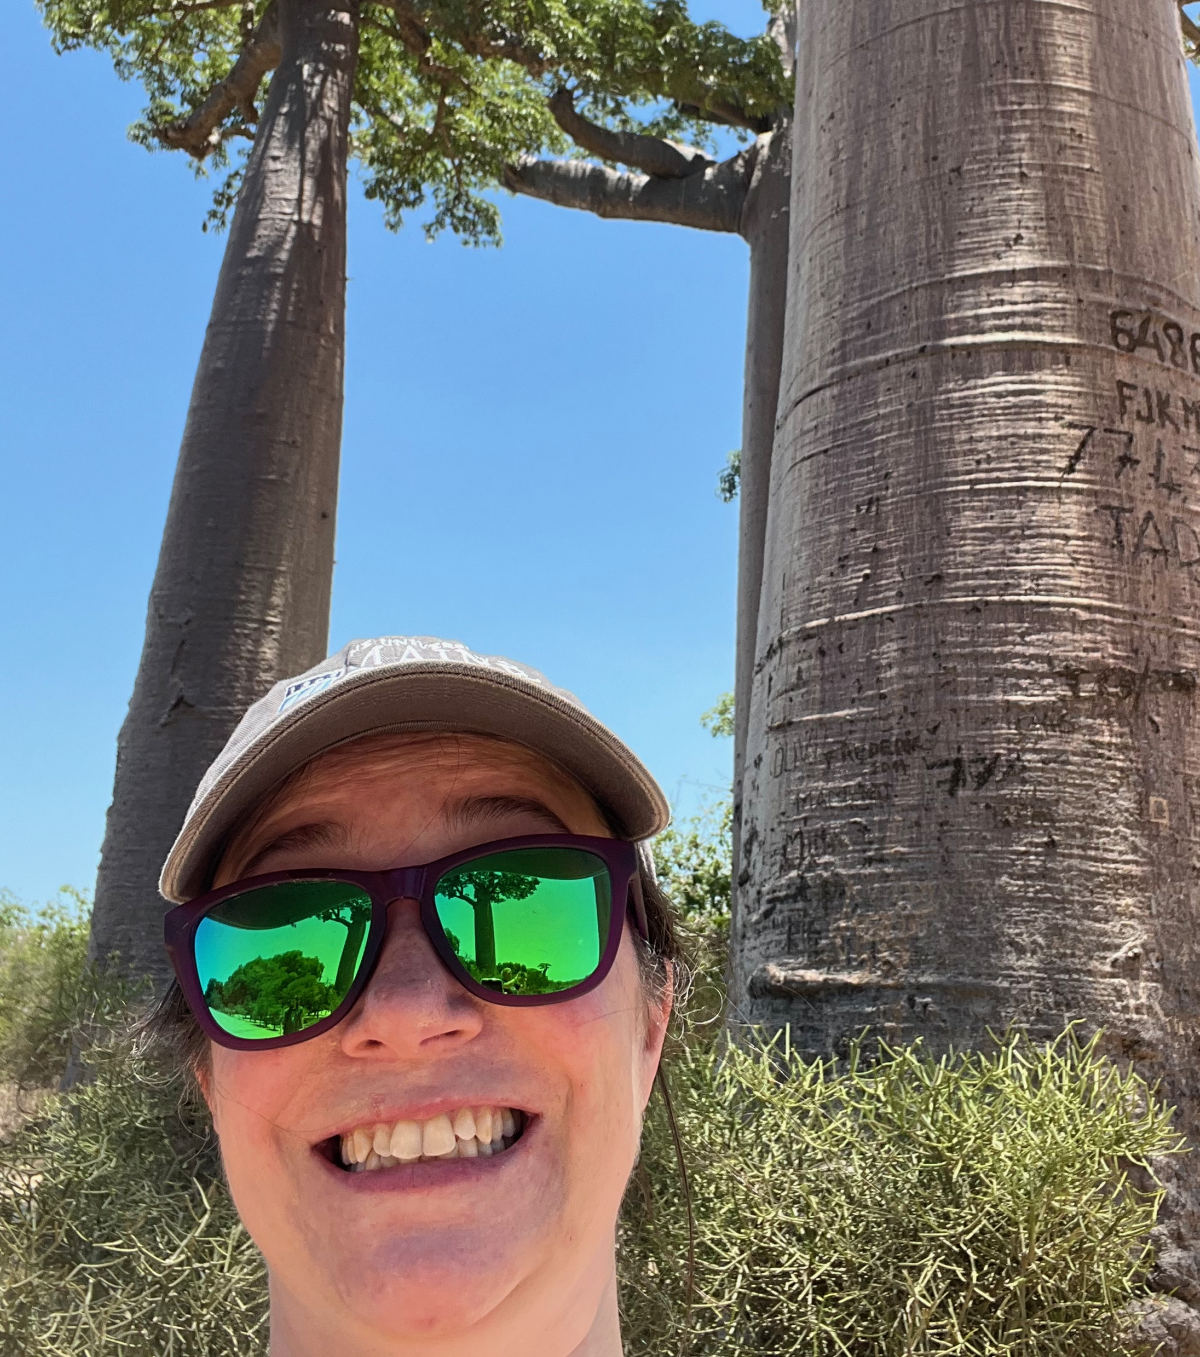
[733,0,1200,1329]
[41,0,788,987]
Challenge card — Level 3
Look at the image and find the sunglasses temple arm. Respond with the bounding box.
[628,878,650,941]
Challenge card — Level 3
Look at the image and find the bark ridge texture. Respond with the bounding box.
[89,0,358,987]
[735,0,1200,1307]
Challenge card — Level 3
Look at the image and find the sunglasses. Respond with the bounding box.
[164,834,646,1050]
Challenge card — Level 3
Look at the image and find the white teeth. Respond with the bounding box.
[422,1113,456,1158]
[390,1120,422,1161]
[343,1106,521,1171]
[474,1107,494,1143]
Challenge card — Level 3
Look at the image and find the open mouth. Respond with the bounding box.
[328,1106,526,1172]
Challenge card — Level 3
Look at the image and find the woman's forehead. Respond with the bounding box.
[218,731,610,880]
[293,730,587,793]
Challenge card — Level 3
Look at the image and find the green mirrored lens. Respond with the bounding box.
[433,847,612,996]
[195,881,373,1039]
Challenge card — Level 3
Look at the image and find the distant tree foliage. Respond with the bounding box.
[700,690,734,739]
[38,0,792,242]
[204,950,336,1033]
[717,447,741,502]
[653,799,732,926]
[0,889,138,1092]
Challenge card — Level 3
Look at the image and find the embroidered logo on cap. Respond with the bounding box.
[278,668,345,713]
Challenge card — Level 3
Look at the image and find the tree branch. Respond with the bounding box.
[1182,5,1200,50]
[547,87,713,179]
[155,1,281,158]
[376,0,431,57]
[503,147,757,234]
[674,99,770,134]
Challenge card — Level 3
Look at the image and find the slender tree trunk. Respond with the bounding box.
[474,902,497,976]
[735,0,1200,1307]
[88,0,359,988]
[732,121,791,918]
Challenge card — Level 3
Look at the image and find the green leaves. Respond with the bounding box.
[37,0,794,244]
[700,689,734,737]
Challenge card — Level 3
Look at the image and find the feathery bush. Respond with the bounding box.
[0,1042,265,1356]
[622,1030,1182,1356]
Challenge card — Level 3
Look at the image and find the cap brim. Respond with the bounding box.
[159,663,670,903]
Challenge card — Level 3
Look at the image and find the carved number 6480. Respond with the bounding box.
[1111,310,1200,374]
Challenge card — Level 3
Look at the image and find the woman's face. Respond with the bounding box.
[204,732,669,1357]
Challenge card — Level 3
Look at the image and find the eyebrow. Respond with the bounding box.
[239,821,351,877]
[446,794,570,835]
[237,795,568,878]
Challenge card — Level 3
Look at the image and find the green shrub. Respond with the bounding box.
[653,800,733,1030]
[622,1031,1182,1357]
[0,1043,265,1356]
[0,888,102,1090]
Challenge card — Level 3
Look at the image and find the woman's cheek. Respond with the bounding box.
[207,1048,301,1180]
[551,979,648,1188]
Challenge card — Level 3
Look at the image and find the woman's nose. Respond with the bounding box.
[336,897,485,1058]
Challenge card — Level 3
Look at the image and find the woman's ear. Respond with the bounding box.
[194,1054,220,1130]
[637,965,673,1114]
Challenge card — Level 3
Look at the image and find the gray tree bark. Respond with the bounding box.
[734,0,1200,1310]
[87,0,359,989]
[503,150,756,233]
[731,19,795,929]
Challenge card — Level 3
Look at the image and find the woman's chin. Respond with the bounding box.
[325,1248,525,1339]
[250,1137,566,1344]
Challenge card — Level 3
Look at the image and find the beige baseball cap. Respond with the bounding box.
[159,636,671,903]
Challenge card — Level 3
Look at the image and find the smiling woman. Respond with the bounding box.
[141,634,683,1357]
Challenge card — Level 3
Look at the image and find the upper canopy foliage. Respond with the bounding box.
[39,1,1200,243]
[38,0,793,242]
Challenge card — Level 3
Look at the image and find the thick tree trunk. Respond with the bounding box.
[732,121,791,921]
[88,0,358,988]
[734,0,1200,1305]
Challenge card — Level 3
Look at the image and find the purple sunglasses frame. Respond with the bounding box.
[163,833,647,1051]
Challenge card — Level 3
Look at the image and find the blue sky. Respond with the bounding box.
[0,1,769,904]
